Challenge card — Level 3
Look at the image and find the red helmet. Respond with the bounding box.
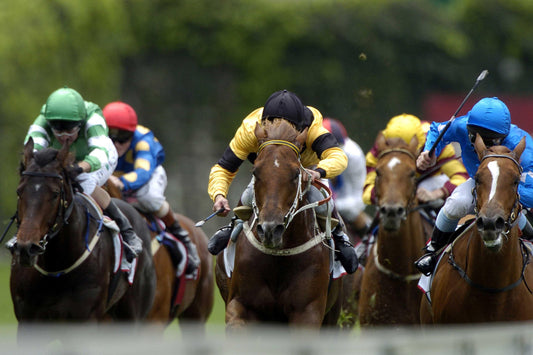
[323,117,348,145]
[103,101,138,132]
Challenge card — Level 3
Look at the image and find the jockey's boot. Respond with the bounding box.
[208,217,236,256]
[332,224,359,274]
[414,227,453,276]
[104,201,143,262]
[167,221,200,274]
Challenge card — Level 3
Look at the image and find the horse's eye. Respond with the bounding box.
[409,171,416,179]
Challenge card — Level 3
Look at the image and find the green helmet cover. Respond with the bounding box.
[44,87,87,122]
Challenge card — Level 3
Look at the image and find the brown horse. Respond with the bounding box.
[10,139,156,332]
[106,178,214,332]
[421,135,533,324]
[358,133,426,326]
[215,119,343,329]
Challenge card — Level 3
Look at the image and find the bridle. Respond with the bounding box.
[375,147,418,216]
[18,170,74,249]
[472,153,523,235]
[253,139,332,231]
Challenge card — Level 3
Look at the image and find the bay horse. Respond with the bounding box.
[358,133,426,326]
[10,139,156,331]
[215,119,343,330]
[106,177,214,332]
[421,134,533,324]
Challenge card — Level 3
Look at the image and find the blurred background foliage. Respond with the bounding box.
[1,0,533,241]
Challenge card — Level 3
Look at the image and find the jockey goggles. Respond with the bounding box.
[49,120,82,137]
[109,128,134,144]
[468,132,502,147]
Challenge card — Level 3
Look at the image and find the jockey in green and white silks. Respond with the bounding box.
[22,87,142,262]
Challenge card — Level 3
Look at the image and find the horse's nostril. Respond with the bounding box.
[379,206,387,215]
[495,217,505,230]
[257,224,265,237]
[397,207,405,216]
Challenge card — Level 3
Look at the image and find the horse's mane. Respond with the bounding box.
[261,119,300,143]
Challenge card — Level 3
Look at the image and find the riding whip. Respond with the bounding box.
[428,70,489,156]
[195,208,225,227]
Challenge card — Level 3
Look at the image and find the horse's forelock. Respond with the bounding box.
[32,148,60,168]
[261,119,299,143]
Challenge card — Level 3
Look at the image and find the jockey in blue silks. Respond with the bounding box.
[415,97,533,276]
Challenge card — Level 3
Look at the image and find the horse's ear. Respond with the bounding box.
[23,137,34,168]
[255,122,267,142]
[376,131,387,152]
[512,136,526,161]
[474,133,488,160]
[296,127,308,148]
[57,142,74,168]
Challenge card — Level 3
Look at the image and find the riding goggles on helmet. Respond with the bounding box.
[109,128,134,144]
[49,120,82,137]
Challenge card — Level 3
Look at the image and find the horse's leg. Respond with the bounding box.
[419,294,433,324]
[288,298,328,329]
[225,299,249,330]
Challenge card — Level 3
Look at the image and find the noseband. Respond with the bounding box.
[19,170,74,247]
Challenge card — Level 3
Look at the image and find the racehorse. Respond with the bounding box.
[9,139,156,331]
[215,119,343,330]
[420,134,533,324]
[358,133,426,326]
[105,176,214,332]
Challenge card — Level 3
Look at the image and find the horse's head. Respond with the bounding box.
[12,138,77,266]
[252,119,308,248]
[473,134,525,252]
[374,132,419,231]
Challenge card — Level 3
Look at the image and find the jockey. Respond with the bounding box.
[364,114,468,208]
[102,101,200,274]
[415,97,533,276]
[207,89,359,274]
[322,117,370,236]
[24,87,142,262]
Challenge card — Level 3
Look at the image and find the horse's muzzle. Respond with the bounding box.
[379,204,406,231]
[10,240,45,267]
[256,221,285,248]
[476,215,505,252]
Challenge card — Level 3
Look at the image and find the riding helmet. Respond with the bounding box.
[44,87,87,122]
[262,89,311,130]
[383,114,425,150]
[102,101,138,132]
[467,97,510,138]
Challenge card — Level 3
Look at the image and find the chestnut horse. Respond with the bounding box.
[358,133,426,326]
[106,178,214,331]
[421,135,533,324]
[10,140,156,332]
[215,119,343,329]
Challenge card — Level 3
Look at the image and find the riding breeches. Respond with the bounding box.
[77,140,118,195]
[125,165,168,213]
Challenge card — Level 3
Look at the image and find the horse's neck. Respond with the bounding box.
[378,212,425,266]
[39,198,93,269]
[461,228,524,285]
